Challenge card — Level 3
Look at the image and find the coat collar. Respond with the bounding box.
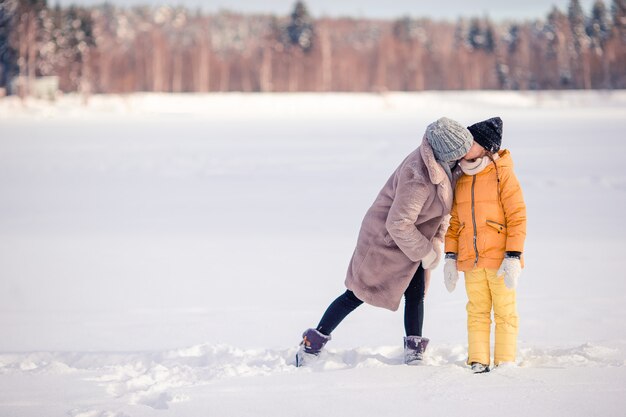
[475,149,513,175]
[419,135,447,185]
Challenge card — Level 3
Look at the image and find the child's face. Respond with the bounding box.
[463,141,487,162]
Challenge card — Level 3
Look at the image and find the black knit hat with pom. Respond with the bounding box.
[467,117,503,153]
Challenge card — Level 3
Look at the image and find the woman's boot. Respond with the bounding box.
[403,335,430,364]
[296,328,332,367]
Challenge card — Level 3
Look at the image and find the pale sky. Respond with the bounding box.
[55,0,598,21]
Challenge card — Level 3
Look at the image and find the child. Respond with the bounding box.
[443,117,526,373]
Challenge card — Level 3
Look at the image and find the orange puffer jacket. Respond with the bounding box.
[444,150,526,272]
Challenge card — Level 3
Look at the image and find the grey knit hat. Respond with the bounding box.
[425,117,473,162]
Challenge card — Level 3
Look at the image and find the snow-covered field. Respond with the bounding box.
[0,91,625,416]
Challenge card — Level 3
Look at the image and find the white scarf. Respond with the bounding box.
[459,153,499,175]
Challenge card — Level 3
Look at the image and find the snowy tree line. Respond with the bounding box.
[0,0,625,95]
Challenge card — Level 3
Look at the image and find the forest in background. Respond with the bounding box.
[1,0,625,95]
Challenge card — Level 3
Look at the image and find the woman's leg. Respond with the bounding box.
[404,264,426,336]
[315,290,364,336]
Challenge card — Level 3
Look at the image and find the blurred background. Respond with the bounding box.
[1,0,625,99]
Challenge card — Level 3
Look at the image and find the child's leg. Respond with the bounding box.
[315,290,364,335]
[465,268,492,365]
[487,269,519,365]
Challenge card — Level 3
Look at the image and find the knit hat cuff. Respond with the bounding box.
[435,139,473,162]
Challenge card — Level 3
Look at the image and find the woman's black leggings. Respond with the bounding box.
[315,264,426,337]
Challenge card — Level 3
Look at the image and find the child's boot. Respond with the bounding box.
[295,328,331,367]
[470,362,490,373]
[403,336,430,365]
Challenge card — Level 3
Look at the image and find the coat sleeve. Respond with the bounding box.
[385,169,433,263]
[500,168,527,252]
[444,197,460,253]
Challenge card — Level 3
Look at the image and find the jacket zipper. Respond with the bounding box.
[471,175,479,266]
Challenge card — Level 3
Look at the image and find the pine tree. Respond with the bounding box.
[587,0,612,87]
[484,21,496,53]
[588,0,611,49]
[287,1,314,52]
[454,18,468,46]
[569,0,588,51]
[466,18,495,52]
[0,0,18,92]
[37,5,56,77]
[468,18,483,50]
[12,0,48,95]
[569,0,591,87]
[547,7,574,87]
[507,24,521,54]
[609,0,626,88]
[612,0,626,37]
[61,6,95,91]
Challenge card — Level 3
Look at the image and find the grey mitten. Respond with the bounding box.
[497,253,522,289]
[443,253,459,293]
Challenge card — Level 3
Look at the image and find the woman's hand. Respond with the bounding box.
[421,239,443,270]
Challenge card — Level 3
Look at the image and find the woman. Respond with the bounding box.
[297,117,474,366]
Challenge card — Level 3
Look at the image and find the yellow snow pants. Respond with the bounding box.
[464,268,518,366]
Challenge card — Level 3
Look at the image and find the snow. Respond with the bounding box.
[0,91,625,416]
